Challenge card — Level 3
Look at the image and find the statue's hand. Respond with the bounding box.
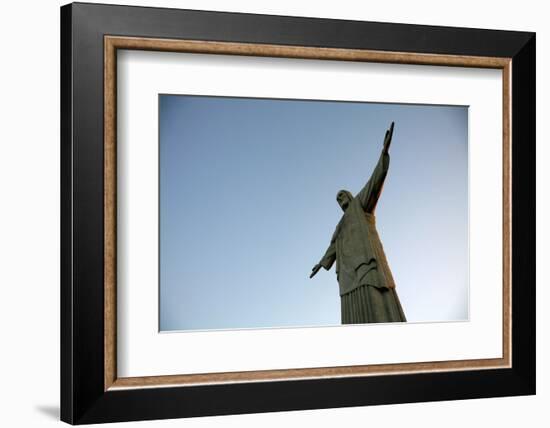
[383,121,395,154]
[309,263,322,279]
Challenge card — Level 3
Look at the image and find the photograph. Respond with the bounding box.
[159,94,469,332]
[57,2,536,423]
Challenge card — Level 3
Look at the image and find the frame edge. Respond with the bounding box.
[510,32,536,395]
[60,2,74,425]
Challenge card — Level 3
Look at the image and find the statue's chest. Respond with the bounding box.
[339,209,369,249]
[341,207,368,234]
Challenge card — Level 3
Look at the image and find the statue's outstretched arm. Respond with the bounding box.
[310,241,336,278]
[357,122,394,213]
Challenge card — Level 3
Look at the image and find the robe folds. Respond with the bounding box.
[317,150,407,323]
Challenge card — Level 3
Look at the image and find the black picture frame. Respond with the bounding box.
[61,2,535,424]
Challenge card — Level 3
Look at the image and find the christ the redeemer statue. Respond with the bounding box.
[309,122,406,324]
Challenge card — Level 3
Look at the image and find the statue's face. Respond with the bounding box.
[336,191,351,212]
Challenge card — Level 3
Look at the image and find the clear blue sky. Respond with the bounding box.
[159,95,468,331]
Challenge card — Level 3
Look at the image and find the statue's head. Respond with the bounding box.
[336,190,353,212]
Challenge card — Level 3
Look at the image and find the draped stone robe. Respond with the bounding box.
[317,150,407,323]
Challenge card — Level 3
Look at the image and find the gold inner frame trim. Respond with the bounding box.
[104,35,512,391]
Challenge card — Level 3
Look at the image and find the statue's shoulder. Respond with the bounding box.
[347,197,363,214]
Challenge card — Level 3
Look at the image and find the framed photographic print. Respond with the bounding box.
[60,2,536,424]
